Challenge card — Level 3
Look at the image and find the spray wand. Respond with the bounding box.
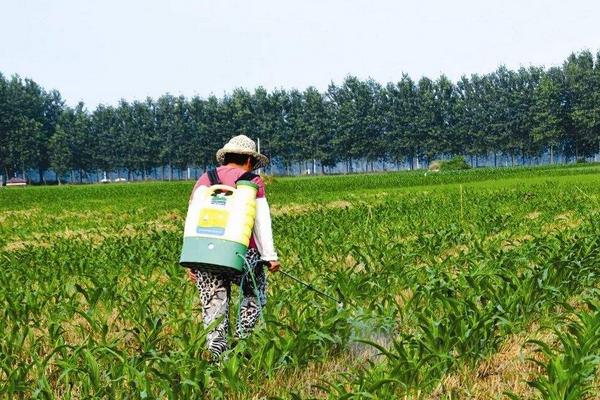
[278,269,345,309]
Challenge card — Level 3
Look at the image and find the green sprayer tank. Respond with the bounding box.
[179,181,258,276]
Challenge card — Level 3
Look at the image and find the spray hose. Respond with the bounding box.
[237,254,265,325]
[236,254,345,328]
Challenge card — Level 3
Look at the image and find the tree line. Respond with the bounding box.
[1,50,599,183]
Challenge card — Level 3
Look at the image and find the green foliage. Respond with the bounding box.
[438,156,471,171]
[3,49,600,182]
[524,302,600,399]
[0,165,600,397]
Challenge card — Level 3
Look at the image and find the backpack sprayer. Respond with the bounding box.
[179,170,259,277]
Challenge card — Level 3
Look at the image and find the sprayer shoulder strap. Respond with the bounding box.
[236,172,258,183]
[207,169,221,185]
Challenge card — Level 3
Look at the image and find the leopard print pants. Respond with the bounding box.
[191,248,267,358]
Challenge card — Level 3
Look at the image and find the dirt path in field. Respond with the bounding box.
[270,200,353,215]
[1,200,357,252]
[1,211,183,252]
[0,203,586,255]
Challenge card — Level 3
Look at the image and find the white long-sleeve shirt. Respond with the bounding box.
[253,197,278,261]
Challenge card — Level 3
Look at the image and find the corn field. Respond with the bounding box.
[1,163,600,399]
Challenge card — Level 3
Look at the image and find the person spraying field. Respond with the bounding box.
[181,135,280,359]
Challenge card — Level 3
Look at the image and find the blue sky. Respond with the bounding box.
[1,0,599,107]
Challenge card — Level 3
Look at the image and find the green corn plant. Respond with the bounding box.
[525,303,600,400]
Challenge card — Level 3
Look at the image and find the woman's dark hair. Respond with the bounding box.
[223,153,255,167]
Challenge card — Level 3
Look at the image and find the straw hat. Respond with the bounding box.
[216,135,269,170]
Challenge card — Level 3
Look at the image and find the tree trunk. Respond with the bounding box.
[494,152,497,168]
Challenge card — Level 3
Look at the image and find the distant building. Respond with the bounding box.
[6,177,27,187]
